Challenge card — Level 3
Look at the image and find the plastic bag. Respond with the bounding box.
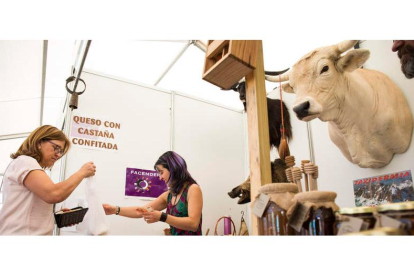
[82,177,109,235]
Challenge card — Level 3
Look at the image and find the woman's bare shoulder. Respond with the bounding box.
[188,183,202,193]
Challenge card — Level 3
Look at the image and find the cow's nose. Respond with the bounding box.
[293,101,310,119]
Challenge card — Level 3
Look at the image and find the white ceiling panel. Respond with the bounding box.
[0,40,43,101]
[157,44,244,110]
[0,99,40,136]
[42,97,66,126]
[83,40,187,86]
[44,40,75,98]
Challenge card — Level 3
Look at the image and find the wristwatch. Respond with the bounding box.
[115,206,121,215]
[160,212,168,222]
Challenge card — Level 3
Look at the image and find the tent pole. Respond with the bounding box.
[40,40,48,126]
[71,41,92,96]
[193,40,206,52]
[0,132,31,141]
[153,41,192,86]
[170,91,175,151]
[54,40,92,236]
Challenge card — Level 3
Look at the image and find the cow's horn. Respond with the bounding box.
[265,71,290,82]
[337,40,359,54]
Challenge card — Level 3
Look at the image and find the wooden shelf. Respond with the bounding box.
[202,40,258,90]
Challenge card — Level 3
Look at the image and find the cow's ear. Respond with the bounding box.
[282,83,294,93]
[337,49,370,72]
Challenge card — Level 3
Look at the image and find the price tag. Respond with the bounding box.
[361,221,370,231]
[288,202,311,232]
[374,214,403,229]
[337,216,365,235]
[252,193,270,218]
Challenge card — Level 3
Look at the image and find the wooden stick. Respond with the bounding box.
[285,155,295,168]
[285,168,293,183]
[301,160,310,192]
[292,167,303,192]
[304,175,309,191]
[304,163,317,191]
[296,179,303,192]
[308,175,314,191]
[313,165,319,191]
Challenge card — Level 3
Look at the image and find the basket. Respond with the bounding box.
[214,216,236,236]
[54,207,88,228]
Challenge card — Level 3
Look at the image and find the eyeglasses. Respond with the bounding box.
[45,140,64,156]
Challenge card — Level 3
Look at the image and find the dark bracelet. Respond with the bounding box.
[160,212,168,222]
[115,206,121,215]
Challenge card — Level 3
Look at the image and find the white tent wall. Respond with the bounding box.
[0,40,44,136]
[58,71,172,235]
[173,93,247,235]
[0,41,45,208]
[292,40,414,208]
[57,70,247,235]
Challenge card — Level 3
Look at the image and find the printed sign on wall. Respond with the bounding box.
[353,170,414,206]
[125,168,168,198]
[70,115,121,151]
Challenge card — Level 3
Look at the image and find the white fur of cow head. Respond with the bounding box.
[268,40,370,122]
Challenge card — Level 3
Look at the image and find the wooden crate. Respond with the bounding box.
[202,40,258,90]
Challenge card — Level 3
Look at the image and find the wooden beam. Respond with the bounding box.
[245,40,272,235]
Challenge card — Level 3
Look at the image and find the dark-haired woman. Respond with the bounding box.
[103,151,203,235]
[0,125,96,235]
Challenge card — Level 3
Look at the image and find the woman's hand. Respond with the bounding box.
[142,210,162,224]
[103,204,116,215]
[80,162,96,178]
[135,207,149,218]
[61,208,76,227]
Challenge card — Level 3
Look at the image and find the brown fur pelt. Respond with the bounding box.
[228,158,289,204]
[271,158,289,183]
[231,81,292,150]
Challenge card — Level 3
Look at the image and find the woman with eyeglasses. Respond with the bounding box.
[0,125,96,235]
[103,151,203,235]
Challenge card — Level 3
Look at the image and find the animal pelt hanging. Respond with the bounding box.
[227,158,289,204]
[277,83,290,161]
[231,81,292,150]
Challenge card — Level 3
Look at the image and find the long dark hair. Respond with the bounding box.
[154,151,197,195]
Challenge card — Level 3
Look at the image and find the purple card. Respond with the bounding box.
[125,167,168,198]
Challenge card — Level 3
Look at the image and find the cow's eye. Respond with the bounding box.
[320,65,329,74]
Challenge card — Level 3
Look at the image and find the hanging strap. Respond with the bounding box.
[279,75,286,140]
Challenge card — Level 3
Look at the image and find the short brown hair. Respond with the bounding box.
[11,125,71,164]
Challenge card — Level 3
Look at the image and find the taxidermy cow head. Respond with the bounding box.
[266,40,413,168]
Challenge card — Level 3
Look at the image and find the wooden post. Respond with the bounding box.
[245,41,272,235]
